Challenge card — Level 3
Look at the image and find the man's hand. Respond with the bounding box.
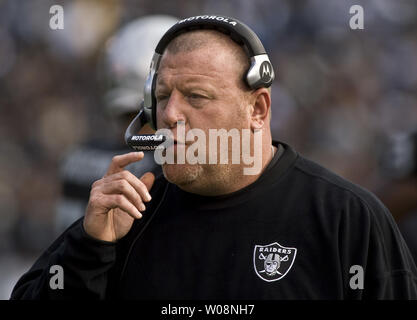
[83,152,155,242]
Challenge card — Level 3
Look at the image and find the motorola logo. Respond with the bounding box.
[259,61,273,83]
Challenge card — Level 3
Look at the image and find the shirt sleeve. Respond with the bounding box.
[10,218,117,300]
[339,192,417,299]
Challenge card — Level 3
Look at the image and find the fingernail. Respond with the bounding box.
[146,193,152,201]
[139,203,146,211]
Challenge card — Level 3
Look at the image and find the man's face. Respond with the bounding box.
[155,43,251,194]
[265,260,278,274]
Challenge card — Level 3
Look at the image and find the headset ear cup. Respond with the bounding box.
[246,54,275,89]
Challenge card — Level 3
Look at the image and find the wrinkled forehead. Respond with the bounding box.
[160,47,226,73]
[157,30,249,87]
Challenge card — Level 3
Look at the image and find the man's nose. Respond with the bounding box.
[159,90,186,129]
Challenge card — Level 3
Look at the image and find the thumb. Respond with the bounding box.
[140,171,156,192]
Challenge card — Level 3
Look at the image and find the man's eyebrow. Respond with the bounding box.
[155,79,170,94]
[156,76,168,87]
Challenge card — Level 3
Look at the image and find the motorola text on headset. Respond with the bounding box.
[124,14,275,151]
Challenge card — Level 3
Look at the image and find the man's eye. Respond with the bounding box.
[156,95,168,101]
[188,93,208,100]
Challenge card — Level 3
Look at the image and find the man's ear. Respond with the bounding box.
[250,88,271,130]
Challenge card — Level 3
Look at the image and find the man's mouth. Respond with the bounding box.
[166,139,186,152]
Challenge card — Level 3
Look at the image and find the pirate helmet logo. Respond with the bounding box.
[253,242,297,282]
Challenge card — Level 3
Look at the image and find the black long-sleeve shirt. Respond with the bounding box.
[11,142,417,299]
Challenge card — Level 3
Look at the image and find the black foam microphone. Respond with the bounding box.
[124,104,166,151]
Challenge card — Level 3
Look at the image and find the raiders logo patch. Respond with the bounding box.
[253,242,297,282]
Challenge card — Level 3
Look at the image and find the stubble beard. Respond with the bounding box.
[162,161,244,196]
[162,163,204,187]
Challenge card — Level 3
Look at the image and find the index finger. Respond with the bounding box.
[105,152,144,176]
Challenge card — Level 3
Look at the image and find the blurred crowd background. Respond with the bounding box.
[1,0,417,299]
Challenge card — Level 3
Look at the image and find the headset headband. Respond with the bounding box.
[155,15,267,57]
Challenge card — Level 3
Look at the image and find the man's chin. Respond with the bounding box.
[162,163,203,186]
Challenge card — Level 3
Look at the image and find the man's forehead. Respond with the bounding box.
[156,29,248,82]
[157,48,236,86]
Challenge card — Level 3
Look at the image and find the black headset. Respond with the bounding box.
[125,15,275,148]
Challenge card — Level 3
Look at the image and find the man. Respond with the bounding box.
[11,16,417,299]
